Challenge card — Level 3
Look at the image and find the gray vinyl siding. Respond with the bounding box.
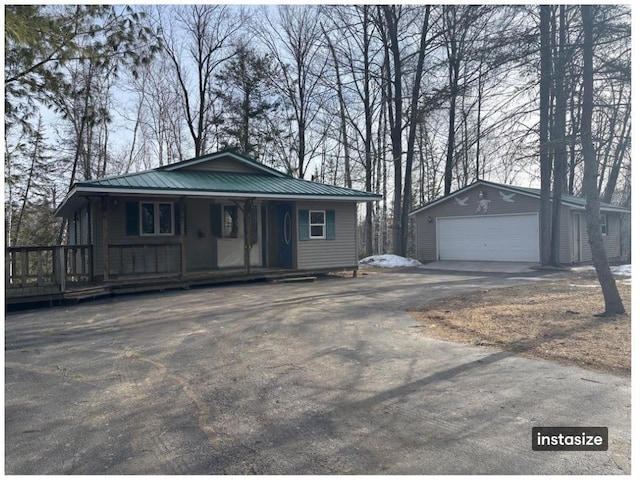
[414,184,541,261]
[576,211,621,262]
[413,183,623,264]
[296,201,358,270]
[558,205,572,264]
[88,195,361,277]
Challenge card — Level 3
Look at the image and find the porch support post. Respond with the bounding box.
[102,196,110,281]
[242,199,255,274]
[180,197,186,277]
[57,246,66,292]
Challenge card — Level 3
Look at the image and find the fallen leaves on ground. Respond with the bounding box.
[408,272,631,376]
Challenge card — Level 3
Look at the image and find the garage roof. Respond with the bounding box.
[409,180,630,216]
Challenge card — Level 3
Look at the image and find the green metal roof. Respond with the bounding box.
[72,169,380,199]
[56,150,381,217]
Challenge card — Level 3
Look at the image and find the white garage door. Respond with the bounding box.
[437,213,540,262]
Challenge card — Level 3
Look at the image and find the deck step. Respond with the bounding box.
[271,276,317,283]
[63,287,111,300]
[110,280,190,295]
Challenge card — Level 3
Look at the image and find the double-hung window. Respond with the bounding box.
[309,210,326,239]
[140,201,174,235]
[299,209,335,241]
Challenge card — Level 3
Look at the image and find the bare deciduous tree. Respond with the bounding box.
[158,5,240,157]
[580,4,624,316]
[254,5,330,178]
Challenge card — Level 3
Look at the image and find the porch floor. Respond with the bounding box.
[5,267,351,308]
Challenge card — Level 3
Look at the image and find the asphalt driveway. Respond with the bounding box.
[4,269,631,474]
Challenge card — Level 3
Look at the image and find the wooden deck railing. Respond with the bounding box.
[108,243,181,277]
[5,245,92,291]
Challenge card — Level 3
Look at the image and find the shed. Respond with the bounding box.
[410,180,629,264]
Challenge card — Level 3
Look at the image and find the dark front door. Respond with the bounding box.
[277,203,294,268]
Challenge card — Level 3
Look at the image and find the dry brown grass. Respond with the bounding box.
[408,272,631,376]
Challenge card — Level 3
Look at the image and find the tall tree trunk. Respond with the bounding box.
[444,55,458,195]
[602,102,630,203]
[580,5,624,316]
[475,59,483,181]
[539,5,552,266]
[322,25,351,188]
[400,6,431,256]
[380,6,403,255]
[443,7,460,196]
[362,5,374,257]
[14,117,44,246]
[550,5,567,266]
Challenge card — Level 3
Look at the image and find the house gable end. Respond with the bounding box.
[409,181,540,217]
[159,150,287,177]
[410,179,630,217]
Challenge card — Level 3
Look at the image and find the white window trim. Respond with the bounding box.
[140,201,174,236]
[309,210,326,239]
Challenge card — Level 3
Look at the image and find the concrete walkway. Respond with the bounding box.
[419,260,541,273]
[5,270,630,475]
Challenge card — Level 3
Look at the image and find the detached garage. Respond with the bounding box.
[410,180,629,265]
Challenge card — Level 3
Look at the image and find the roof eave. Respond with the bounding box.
[56,186,380,215]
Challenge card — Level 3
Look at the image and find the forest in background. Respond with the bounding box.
[4,4,631,261]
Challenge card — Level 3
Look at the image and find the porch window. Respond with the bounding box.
[140,202,174,235]
[223,205,238,238]
[309,210,326,239]
[600,214,608,236]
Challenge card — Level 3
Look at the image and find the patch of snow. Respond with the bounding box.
[612,264,632,277]
[359,254,422,268]
[571,264,631,278]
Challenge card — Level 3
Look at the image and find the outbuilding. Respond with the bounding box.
[410,180,629,265]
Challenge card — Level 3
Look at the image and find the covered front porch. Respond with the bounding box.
[5,243,334,307]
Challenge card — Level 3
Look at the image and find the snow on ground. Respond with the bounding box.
[612,264,632,277]
[359,254,422,268]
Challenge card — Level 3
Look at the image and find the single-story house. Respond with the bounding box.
[54,150,381,282]
[409,180,630,264]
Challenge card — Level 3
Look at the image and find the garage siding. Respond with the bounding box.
[296,201,358,270]
[576,211,621,262]
[414,184,542,262]
[558,206,572,264]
